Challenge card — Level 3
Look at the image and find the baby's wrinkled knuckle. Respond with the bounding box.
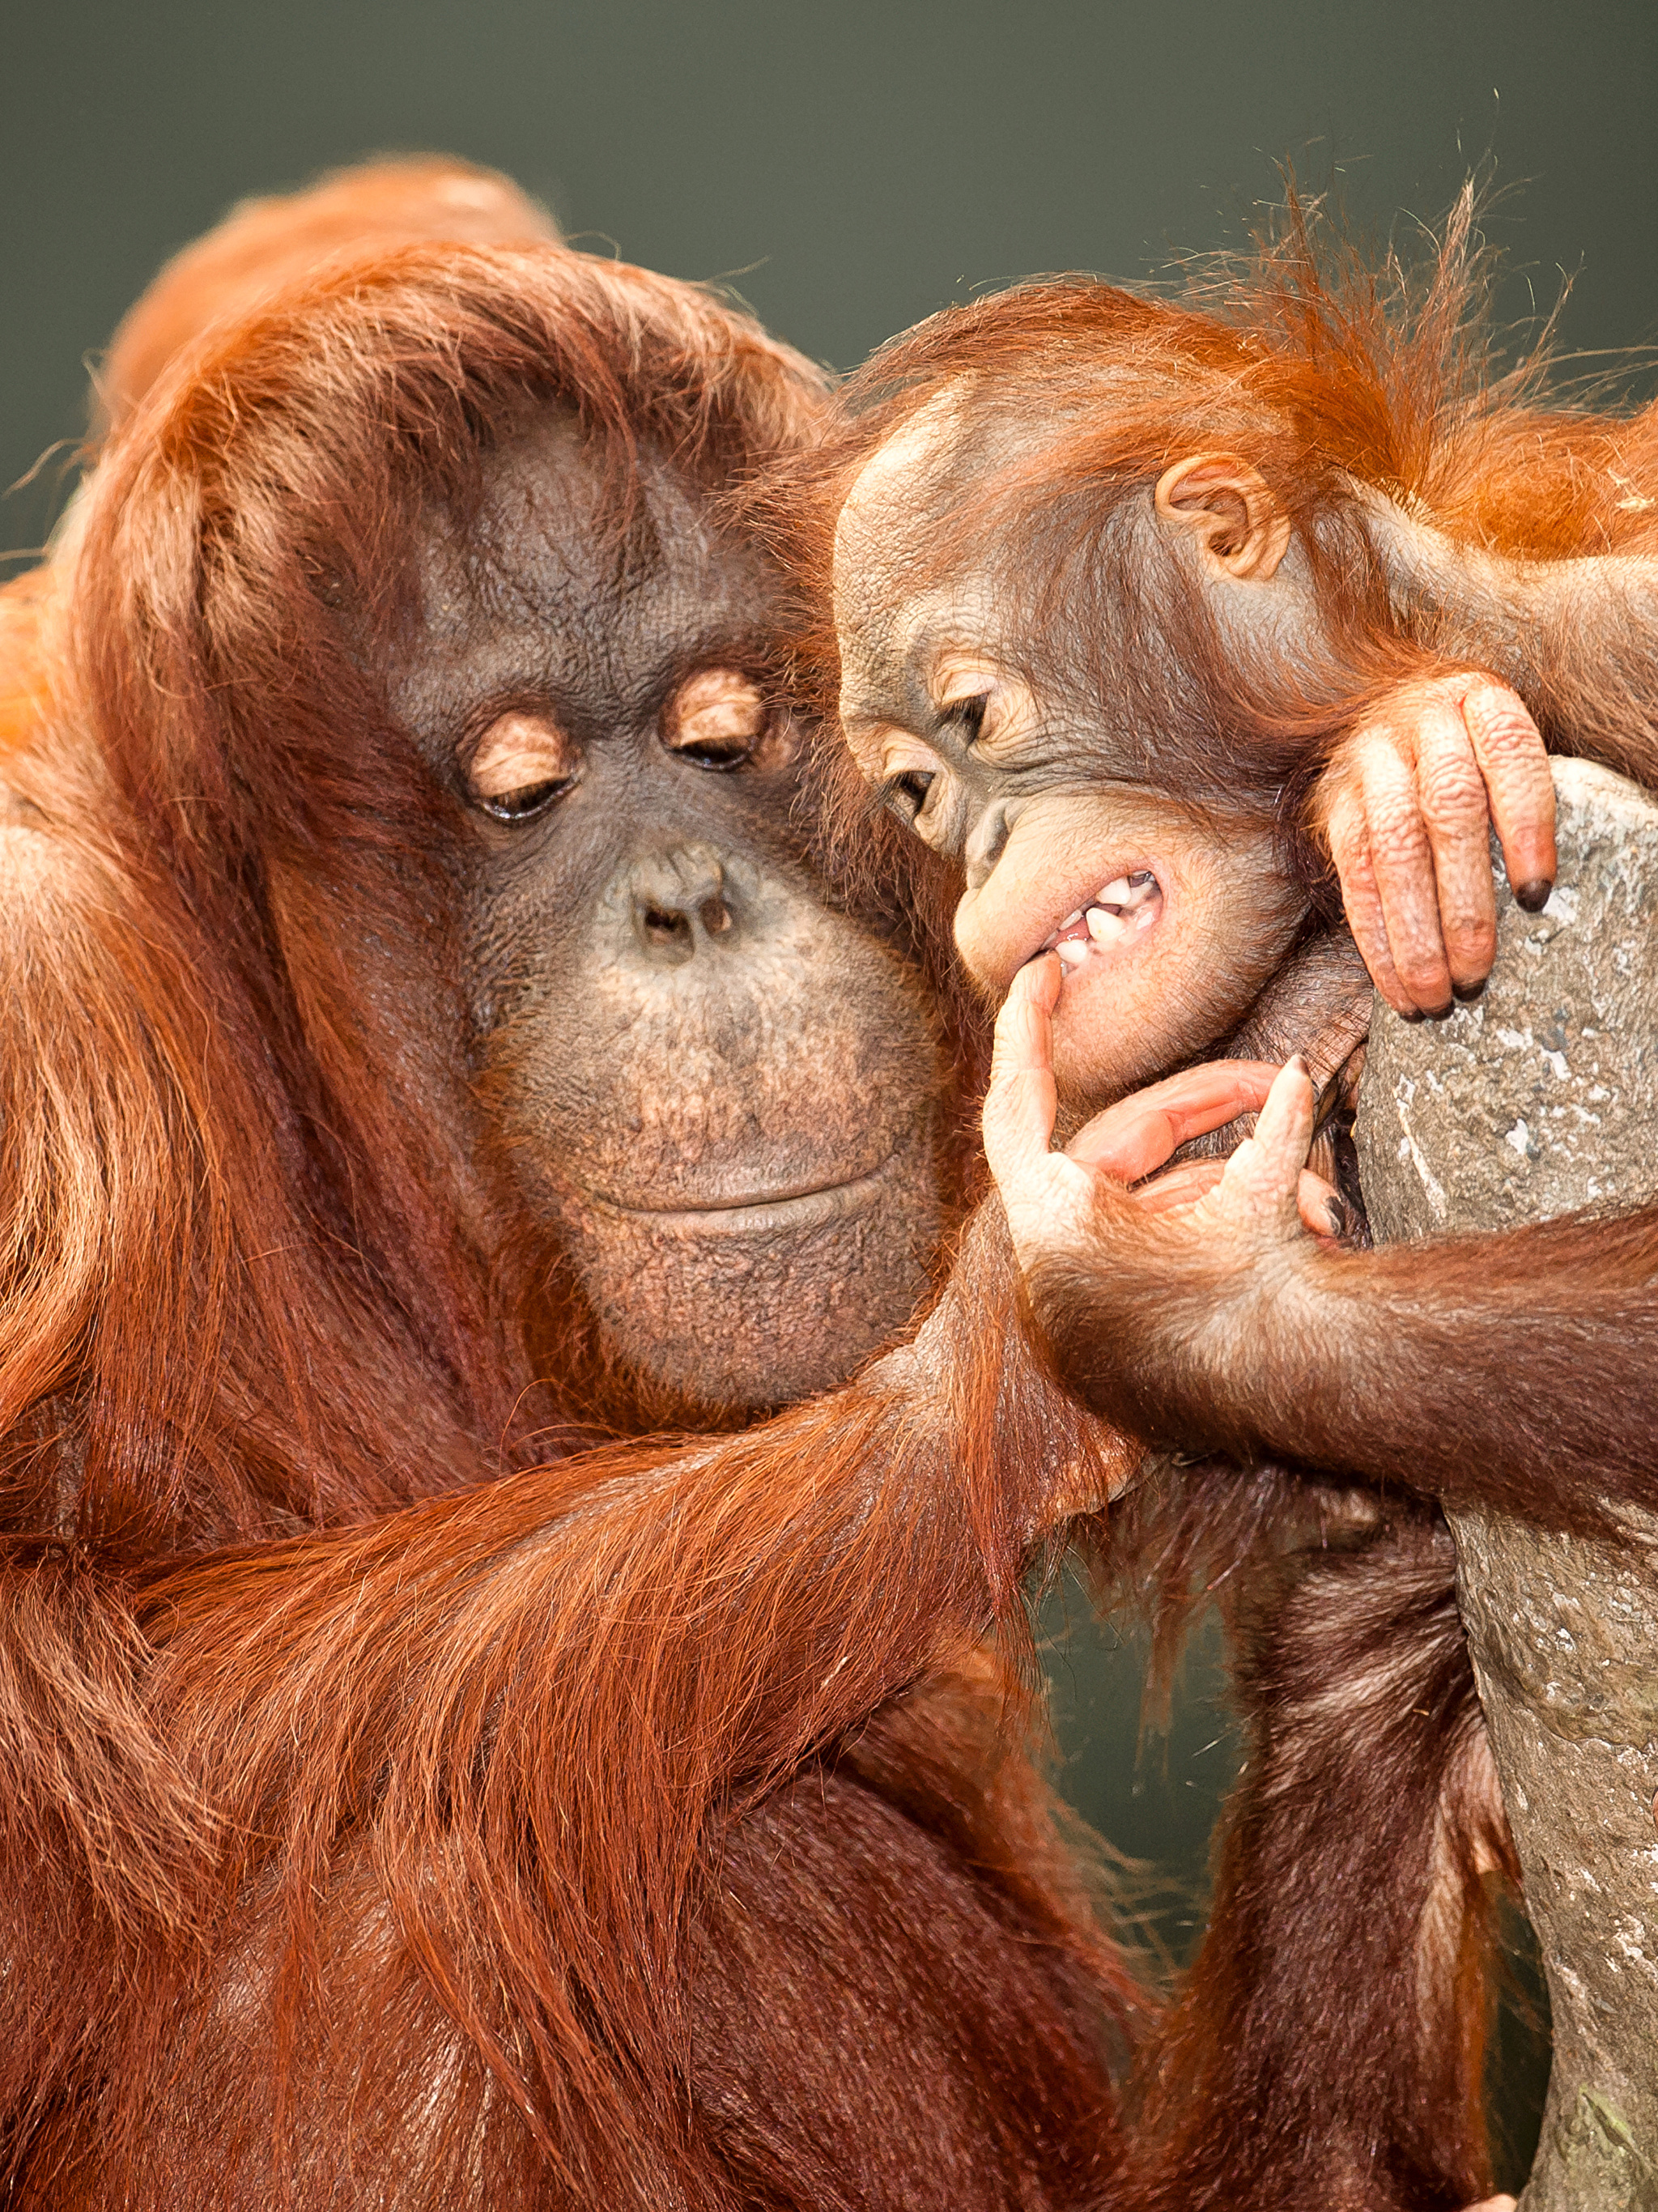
[1465,689,1547,758]
[1443,933,1497,987]
[1418,756,1489,829]
[1443,908,1497,960]
[1393,938,1450,998]
[1365,802,1431,874]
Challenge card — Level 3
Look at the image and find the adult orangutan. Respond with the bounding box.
[745,194,1658,2211]
[2,170,1530,2209]
[0,224,1190,2208]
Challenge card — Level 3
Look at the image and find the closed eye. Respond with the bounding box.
[883,768,936,823]
[466,708,583,824]
[941,692,988,744]
[481,777,573,821]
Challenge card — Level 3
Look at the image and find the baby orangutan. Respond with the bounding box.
[747,203,1658,2212]
[818,253,1658,1532]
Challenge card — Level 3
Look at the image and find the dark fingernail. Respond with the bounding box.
[1288,1053,1311,1075]
[1400,1007,1426,1023]
[1425,1001,1455,1022]
[1452,977,1487,1003]
[1514,877,1554,913]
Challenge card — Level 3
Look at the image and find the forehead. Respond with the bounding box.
[831,388,1064,686]
[414,413,774,670]
[832,391,970,629]
[389,411,781,754]
[474,415,742,609]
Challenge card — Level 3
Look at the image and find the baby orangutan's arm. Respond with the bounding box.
[984,955,1658,1531]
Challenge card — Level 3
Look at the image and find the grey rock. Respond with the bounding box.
[1356,759,1658,2212]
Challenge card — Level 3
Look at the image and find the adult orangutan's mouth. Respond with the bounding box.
[575,1148,905,1236]
[1035,869,1164,976]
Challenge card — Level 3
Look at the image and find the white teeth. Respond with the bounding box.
[1049,870,1162,973]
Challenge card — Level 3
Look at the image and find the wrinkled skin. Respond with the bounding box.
[832,411,1312,1119]
[833,394,1658,1544]
[832,406,1555,1119]
[392,418,946,1406]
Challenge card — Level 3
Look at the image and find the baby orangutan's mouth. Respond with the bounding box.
[1038,870,1163,972]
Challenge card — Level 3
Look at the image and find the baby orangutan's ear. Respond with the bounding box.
[1154,453,1293,581]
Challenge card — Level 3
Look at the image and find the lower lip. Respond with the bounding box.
[580,1154,900,1236]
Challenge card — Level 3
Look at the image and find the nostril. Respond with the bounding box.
[625,845,746,965]
[642,906,693,947]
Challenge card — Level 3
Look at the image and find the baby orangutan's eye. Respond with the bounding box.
[466,710,582,823]
[886,768,937,823]
[662,668,799,772]
[933,666,1036,762]
[941,693,988,744]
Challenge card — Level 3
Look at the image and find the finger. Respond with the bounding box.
[1295,1168,1345,1240]
[1067,1058,1281,1181]
[1462,680,1557,912]
[1325,782,1418,1015]
[1213,1057,1316,1225]
[1412,694,1499,994]
[1133,1159,1226,1214]
[982,955,1062,1198]
[1133,1155,1341,1236]
[1359,734,1453,1015]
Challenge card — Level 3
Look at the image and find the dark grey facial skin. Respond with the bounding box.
[390,418,946,1410]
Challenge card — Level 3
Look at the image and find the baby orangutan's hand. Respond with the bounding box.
[1312,672,1556,1019]
[983,953,1339,1278]
[982,956,1337,1444]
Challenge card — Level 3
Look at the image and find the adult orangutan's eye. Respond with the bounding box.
[483,780,567,821]
[663,668,799,772]
[466,710,582,823]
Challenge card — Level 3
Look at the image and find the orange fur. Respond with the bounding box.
[0,184,1139,2205]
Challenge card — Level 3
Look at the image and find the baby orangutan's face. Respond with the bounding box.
[831,403,1309,1113]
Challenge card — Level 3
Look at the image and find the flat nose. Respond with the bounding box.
[963,799,1019,894]
[628,843,745,968]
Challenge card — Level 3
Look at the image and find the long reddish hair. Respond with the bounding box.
[3,241,832,1556]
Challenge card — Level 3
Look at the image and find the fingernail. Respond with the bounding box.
[1452,977,1487,1003]
[1514,877,1554,913]
[1400,1008,1426,1023]
[1288,1053,1311,1075]
[1425,1001,1455,1022]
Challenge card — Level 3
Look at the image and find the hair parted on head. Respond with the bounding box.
[74,239,827,875]
[95,157,567,440]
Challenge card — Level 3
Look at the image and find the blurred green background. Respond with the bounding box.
[6,0,1657,552]
[6,0,1647,2181]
